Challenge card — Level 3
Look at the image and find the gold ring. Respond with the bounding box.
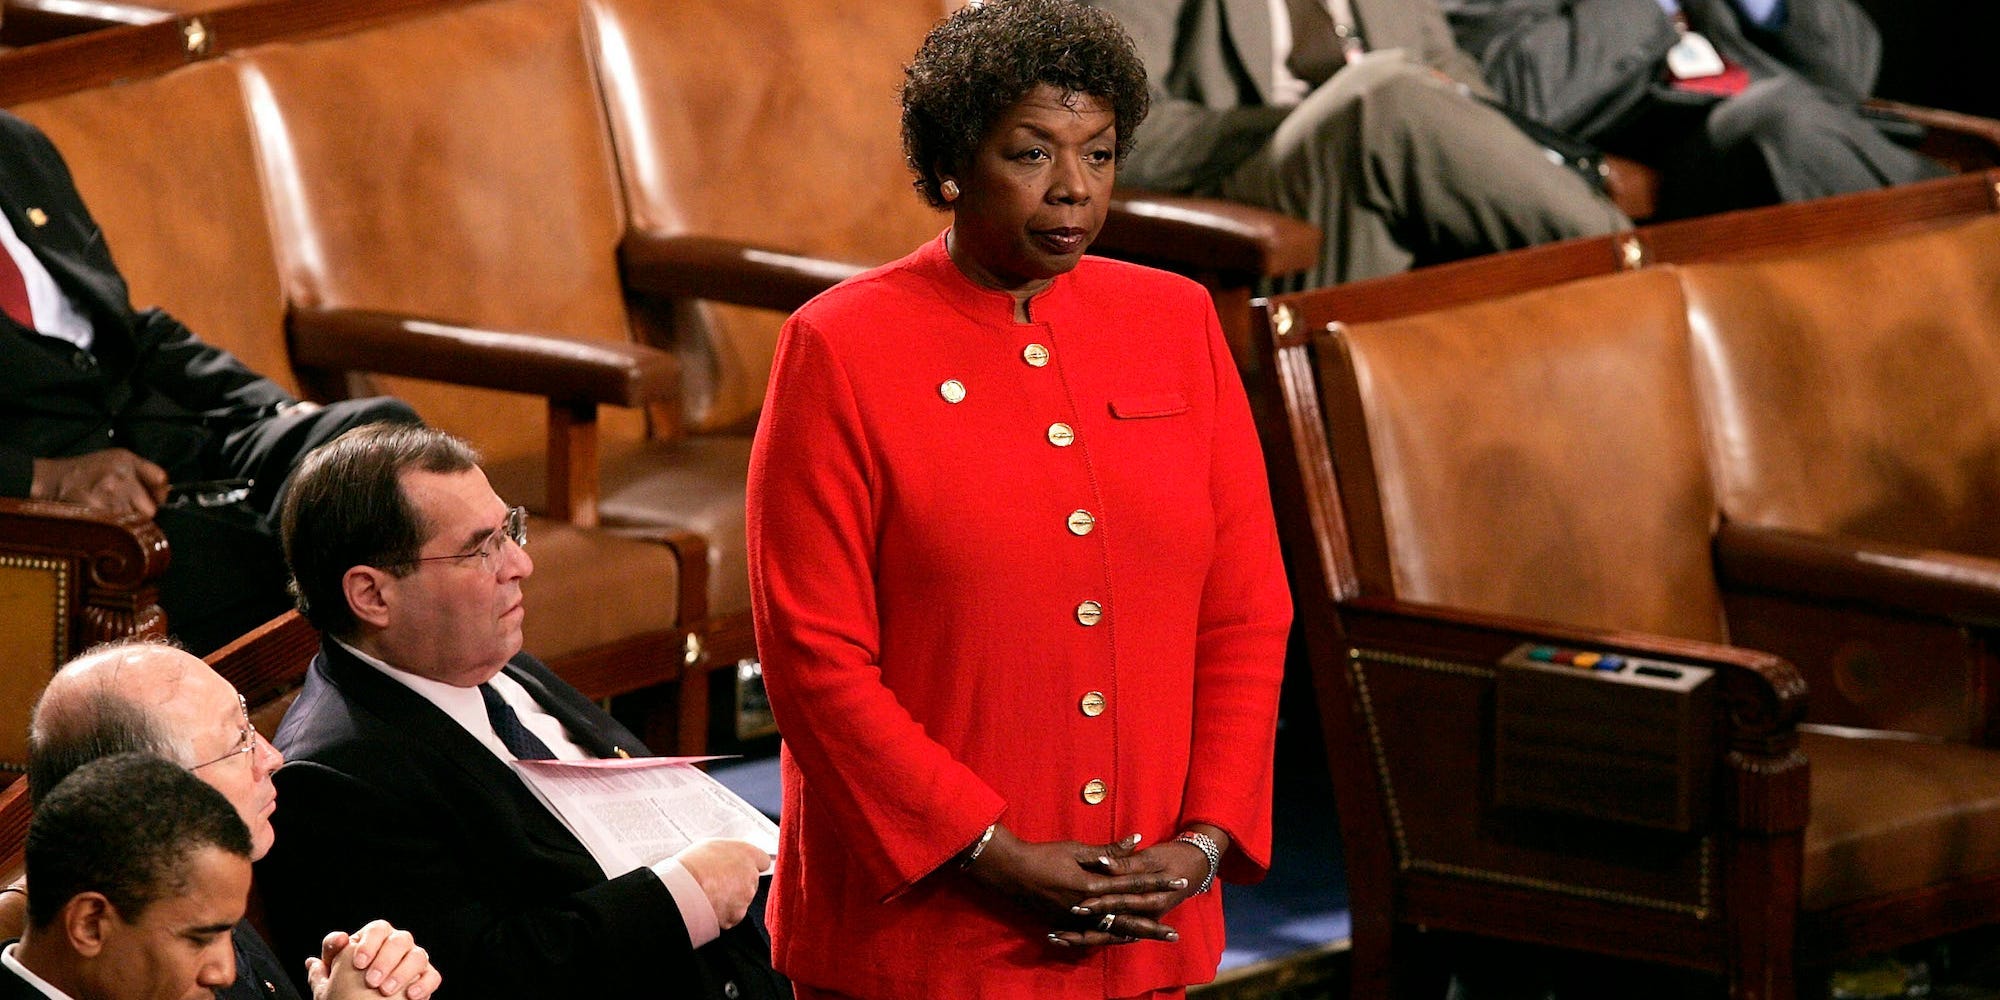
[1097,913,1116,932]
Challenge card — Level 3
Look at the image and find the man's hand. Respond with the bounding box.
[308,920,440,1000]
[675,838,771,931]
[29,449,168,517]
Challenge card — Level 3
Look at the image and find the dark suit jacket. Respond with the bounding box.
[1441,0,1882,140]
[258,642,782,1000]
[0,952,44,1000]
[223,920,301,1000]
[0,110,292,497]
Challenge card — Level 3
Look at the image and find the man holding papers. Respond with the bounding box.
[258,423,785,1000]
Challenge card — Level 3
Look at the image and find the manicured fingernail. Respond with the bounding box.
[1166,931,1179,942]
[1071,905,1090,915]
[1047,933,1069,946]
[1097,855,1113,867]
[383,980,401,995]
[1122,833,1142,847]
[1170,877,1189,889]
[366,970,383,987]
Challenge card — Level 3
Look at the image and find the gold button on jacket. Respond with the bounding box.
[1047,422,1075,447]
[1081,778,1108,805]
[1080,691,1106,717]
[1067,509,1096,535]
[1022,343,1050,367]
[1075,600,1103,626]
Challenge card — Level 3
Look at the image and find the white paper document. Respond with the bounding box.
[511,756,779,880]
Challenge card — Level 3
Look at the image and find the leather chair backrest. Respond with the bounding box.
[1681,215,2000,556]
[12,60,297,395]
[234,0,644,504]
[584,0,948,432]
[1320,268,1730,642]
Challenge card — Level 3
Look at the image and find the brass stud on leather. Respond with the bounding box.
[182,16,212,57]
[1272,304,1294,338]
[1619,234,1647,270]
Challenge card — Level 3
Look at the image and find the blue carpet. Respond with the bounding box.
[706,717,1349,972]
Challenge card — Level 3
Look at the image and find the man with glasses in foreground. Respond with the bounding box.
[257,423,782,1000]
[22,639,443,1000]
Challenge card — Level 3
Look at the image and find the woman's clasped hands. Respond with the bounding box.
[959,823,1226,949]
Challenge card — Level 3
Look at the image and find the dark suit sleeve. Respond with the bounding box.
[129,306,294,417]
[260,760,705,1000]
[1442,0,1679,139]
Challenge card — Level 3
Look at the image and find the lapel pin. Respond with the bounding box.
[25,208,48,227]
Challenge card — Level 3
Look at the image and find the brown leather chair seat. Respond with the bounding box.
[1802,731,2000,912]
[597,434,754,622]
[517,516,682,673]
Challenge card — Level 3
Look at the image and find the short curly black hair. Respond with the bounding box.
[901,0,1151,209]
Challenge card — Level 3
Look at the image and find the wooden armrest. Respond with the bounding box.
[0,496,166,584]
[1,0,170,47]
[1716,521,2000,628]
[1098,188,1320,280]
[1864,98,2000,171]
[289,307,684,527]
[619,231,867,314]
[288,307,681,410]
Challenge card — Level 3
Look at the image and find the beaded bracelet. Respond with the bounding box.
[1176,830,1221,895]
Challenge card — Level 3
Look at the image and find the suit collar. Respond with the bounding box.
[1224,0,1278,105]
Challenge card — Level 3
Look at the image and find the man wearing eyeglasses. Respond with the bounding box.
[22,640,443,1000]
[256,423,783,1000]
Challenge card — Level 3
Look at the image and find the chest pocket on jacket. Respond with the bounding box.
[1108,393,1189,419]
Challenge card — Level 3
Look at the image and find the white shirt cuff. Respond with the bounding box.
[652,857,721,948]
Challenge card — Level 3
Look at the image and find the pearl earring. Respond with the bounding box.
[941,178,960,202]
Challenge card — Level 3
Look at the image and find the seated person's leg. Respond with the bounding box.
[214,397,421,530]
[1704,75,1947,207]
[1223,55,1628,287]
[159,398,418,653]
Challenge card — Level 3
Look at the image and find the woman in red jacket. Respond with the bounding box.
[747,2,1292,996]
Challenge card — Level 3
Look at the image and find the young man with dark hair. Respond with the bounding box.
[3,752,252,1000]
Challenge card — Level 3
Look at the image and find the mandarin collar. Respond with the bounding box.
[916,229,1080,328]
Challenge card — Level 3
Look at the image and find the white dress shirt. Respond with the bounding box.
[332,638,722,947]
[2,943,77,1000]
[0,209,96,352]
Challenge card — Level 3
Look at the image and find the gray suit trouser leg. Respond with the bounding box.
[1221,53,1630,287]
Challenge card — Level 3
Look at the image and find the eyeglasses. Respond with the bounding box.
[398,505,529,574]
[190,694,258,772]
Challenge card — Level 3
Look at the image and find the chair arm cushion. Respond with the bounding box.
[619,231,868,314]
[1099,189,1321,280]
[1716,521,2000,627]
[288,307,681,410]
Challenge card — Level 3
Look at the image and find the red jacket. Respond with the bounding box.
[748,234,1291,998]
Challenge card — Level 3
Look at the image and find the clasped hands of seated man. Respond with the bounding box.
[961,823,1229,948]
[307,919,444,1000]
